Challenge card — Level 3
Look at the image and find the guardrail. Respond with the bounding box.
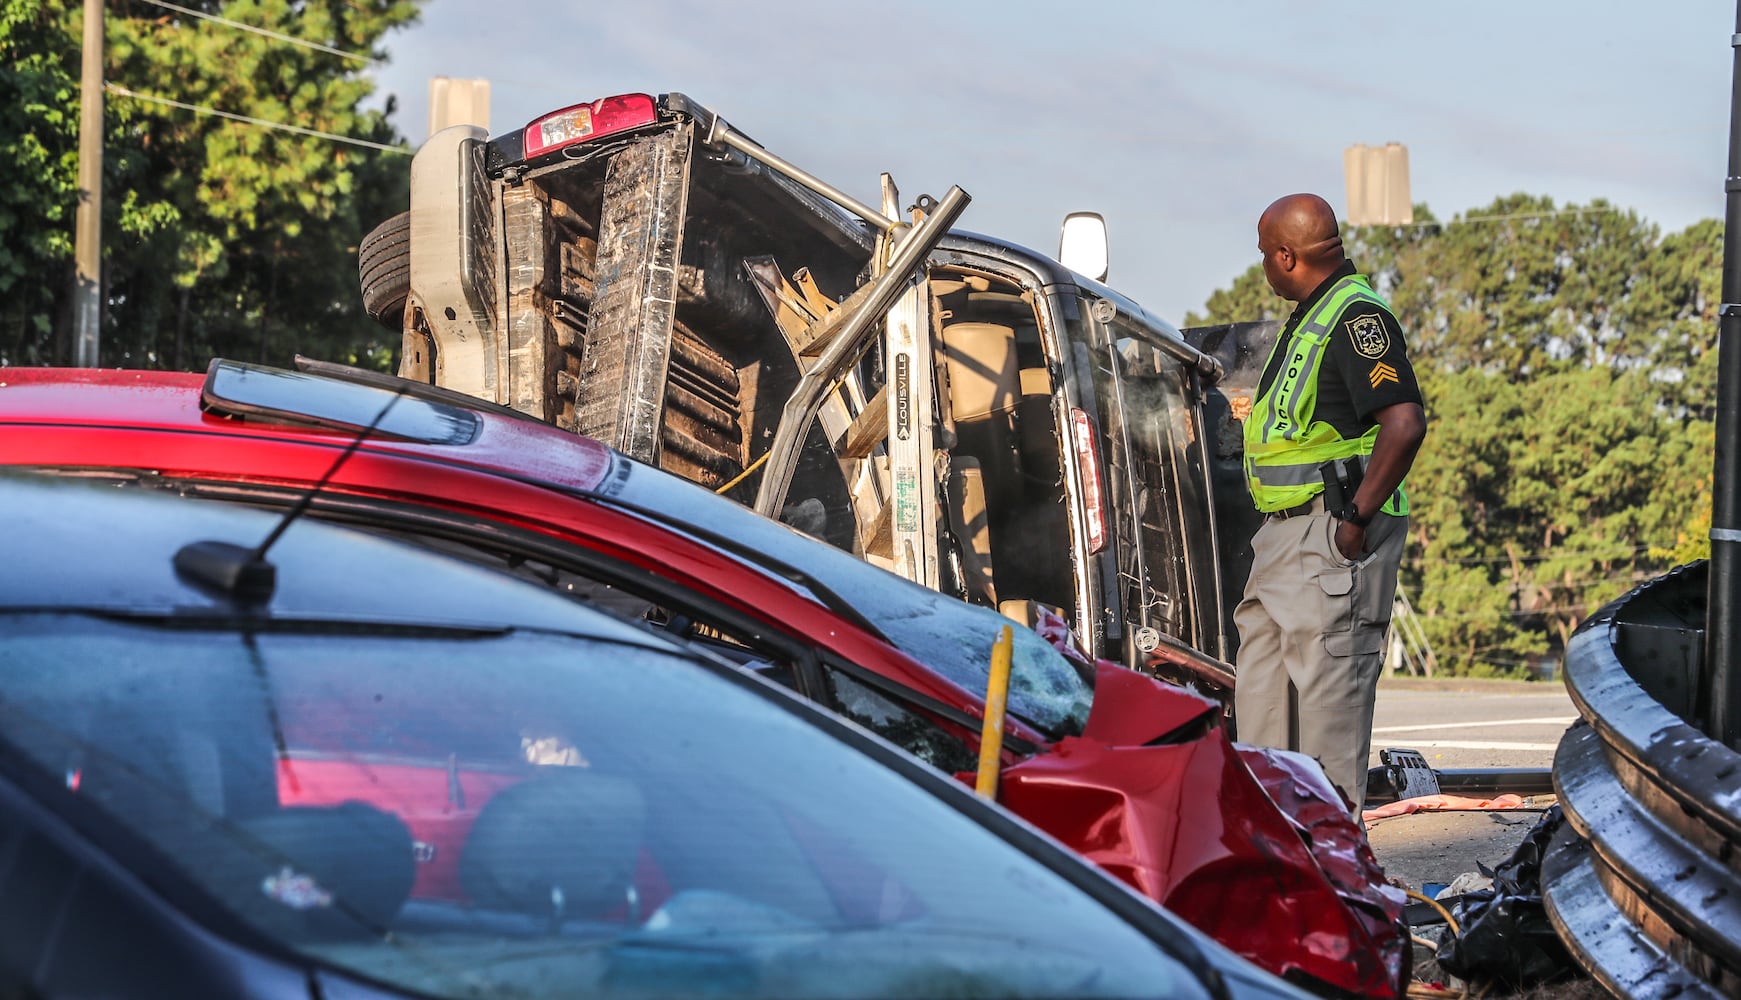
[1541,561,1741,999]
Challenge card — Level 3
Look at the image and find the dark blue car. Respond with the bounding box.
[0,473,1310,1000]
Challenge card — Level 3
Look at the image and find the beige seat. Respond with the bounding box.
[941,322,1020,423]
[947,458,997,607]
[1015,366,1059,484]
[941,321,1023,499]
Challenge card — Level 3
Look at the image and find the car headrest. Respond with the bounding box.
[217,802,417,940]
[460,769,646,920]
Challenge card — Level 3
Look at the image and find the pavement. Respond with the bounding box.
[1365,802,1553,895]
[1365,674,1570,895]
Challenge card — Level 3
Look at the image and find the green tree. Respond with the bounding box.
[0,1,83,363]
[1392,196,1668,375]
[1402,367,1546,675]
[1635,218,1723,417]
[0,0,419,370]
[1397,361,1710,675]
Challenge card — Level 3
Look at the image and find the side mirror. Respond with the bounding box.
[1058,212,1109,283]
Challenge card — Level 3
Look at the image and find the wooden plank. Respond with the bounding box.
[839,385,889,459]
[860,497,893,560]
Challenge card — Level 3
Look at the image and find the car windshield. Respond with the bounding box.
[602,466,1095,738]
[0,615,1201,1000]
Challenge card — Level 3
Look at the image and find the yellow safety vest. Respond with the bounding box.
[1243,274,1409,515]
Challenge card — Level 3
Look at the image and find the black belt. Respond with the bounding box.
[1268,496,1327,520]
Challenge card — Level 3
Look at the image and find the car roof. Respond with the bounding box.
[0,365,620,495]
[0,469,662,645]
[0,363,872,640]
[0,365,921,647]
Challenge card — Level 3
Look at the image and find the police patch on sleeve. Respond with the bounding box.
[1345,312,1390,359]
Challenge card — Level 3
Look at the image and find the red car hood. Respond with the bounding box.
[1082,658,1218,745]
[1000,729,1407,998]
[1018,607,1407,997]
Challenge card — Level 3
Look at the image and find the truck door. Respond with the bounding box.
[1179,319,1285,666]
[1082,299,1233,667]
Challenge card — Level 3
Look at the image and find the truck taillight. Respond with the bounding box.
[1070,408,1107,554]
[523,94,658,159]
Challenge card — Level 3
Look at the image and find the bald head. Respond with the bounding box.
[1257,193,1346,302]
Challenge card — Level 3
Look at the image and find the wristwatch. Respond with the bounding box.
[1339,501,1374,528]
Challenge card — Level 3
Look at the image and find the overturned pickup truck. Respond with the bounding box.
[360,92,1270,697]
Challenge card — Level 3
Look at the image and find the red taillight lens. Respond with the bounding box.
[523,93,658,159]
[1070,407,1108,554]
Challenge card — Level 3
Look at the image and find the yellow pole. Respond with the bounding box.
[975,626,1014,800]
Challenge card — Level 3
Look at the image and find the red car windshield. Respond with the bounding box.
[0,614,1205,1000]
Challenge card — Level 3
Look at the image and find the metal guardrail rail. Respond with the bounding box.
[1542,562,1741,999]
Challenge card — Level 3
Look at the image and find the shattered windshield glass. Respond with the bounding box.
[0,615,1197,1000]
[604,467,1095,738]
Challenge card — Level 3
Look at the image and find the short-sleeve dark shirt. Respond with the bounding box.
[1255,261,1422,439]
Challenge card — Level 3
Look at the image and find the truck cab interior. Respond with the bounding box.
[927,273,1073,619]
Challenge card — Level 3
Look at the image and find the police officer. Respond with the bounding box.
[1234,193,1428,818]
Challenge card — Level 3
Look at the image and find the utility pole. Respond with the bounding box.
[72,0,103,367]
[1704,0,1741,747]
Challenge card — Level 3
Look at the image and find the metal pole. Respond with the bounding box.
[751,185,971,519]
[1703,2,1741,746]
[72,0,103,367]
[706,118,896,234]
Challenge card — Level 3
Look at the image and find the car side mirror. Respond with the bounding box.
[1058,212,1109,283]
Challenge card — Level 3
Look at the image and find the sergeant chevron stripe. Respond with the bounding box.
[1368,362,1399,388]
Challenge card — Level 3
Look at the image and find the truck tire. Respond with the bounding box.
[359,211,411,330]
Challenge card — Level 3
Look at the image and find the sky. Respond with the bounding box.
[366,1,1736,322]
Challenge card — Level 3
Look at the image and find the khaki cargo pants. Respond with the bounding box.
[1233,507,1407,817]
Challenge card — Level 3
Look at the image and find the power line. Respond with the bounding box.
[1415,575,1654,599]
[130,0,373,63]
[106,83,409,154]
[1417,545,1651,566]
[1418,602,1605,622]
[1358,206,1625,231]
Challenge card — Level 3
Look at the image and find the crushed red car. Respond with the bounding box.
[0,361,1408,997]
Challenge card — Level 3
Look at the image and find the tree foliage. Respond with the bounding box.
[0,0,420,370]
[1191,196,1720,677]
